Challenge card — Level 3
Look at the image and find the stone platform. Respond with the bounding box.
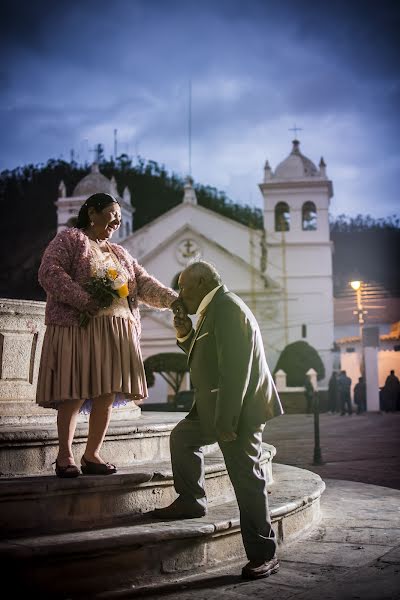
[0,411,194,476]
[0,463,324,598]
[0,442,275,537]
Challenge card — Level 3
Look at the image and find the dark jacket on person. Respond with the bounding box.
[177,285,284,435]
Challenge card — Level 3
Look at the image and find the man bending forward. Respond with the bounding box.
[152,261,283,580]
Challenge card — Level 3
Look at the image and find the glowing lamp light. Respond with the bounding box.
[350,280,361,291]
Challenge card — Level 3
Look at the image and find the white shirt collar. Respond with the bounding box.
[196,285,222,317]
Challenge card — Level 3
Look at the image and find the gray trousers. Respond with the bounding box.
[170,416,276,561]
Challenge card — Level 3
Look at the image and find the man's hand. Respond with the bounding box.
[171,298,185,316]
[217,430,238,443]
[174,313,193,338]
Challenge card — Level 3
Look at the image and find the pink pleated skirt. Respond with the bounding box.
[36,316,148,411]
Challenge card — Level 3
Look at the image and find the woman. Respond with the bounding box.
[36,192,179,477]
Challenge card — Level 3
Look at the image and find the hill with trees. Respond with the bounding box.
[0,155,399,300]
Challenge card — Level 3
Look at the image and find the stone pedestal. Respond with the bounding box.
[0,298,53,425]
[0,297,141,424]
[363,326,380,412]
[365,346,380,412]
[0,298,141,474]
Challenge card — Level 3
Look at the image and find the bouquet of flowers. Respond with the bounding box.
[79,266,129,327]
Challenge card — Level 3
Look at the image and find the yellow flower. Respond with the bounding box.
[107,267,118,280]
[117,283,129,298]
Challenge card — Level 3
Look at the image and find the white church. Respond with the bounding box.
[56,140,335,401]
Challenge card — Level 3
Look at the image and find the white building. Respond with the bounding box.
[121,141,335,400]
[55,163,134,241]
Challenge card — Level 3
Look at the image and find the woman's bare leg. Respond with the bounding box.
[57,398,85,466]
[84,393,115,464]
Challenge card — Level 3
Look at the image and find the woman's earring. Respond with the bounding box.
[90,221,94,227]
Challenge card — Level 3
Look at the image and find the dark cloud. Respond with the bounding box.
[0,0,399,218]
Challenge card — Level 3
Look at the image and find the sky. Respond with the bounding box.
[1,0,399,219]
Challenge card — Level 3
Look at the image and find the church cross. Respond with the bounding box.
[289,124,303,139]
[184,240,195,254]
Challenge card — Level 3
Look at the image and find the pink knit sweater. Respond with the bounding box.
[38,228,178,332]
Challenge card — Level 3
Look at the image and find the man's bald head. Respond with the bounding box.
[178,261,222,314]
[184,261,222,287]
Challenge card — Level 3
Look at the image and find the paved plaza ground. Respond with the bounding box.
[264,412,400,491]
[135,412,400,600]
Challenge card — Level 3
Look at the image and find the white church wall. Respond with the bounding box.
[379,350,400,387]
[339,341,400,390]
[124,204,263,273]
[146,372,169,404]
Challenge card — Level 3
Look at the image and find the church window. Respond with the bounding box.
[125,222,130,237]
[119,223,123,238]
[275,202,290,231]
[302,202,317,231]
[302,324,307,338]
[171,272,182,291]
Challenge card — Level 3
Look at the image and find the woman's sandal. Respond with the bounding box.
[54,460,80,478]
[81,455,117,475]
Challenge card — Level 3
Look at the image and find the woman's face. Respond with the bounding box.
[89,202,121,239]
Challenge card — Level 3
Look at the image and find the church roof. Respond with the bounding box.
[73,163,115,196]
[274,140,319,180]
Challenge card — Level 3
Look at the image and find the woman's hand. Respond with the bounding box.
[85,298,100,316]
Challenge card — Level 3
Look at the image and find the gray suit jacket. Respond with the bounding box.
[177,286,284,435]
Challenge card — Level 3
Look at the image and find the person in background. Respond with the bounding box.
[36,193,180,478]
[327,371,339,414]
[354,376,367,414]
[338,370,353,416]
[382,370,400,412]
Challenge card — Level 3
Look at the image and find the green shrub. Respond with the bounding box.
[273,340,325,386]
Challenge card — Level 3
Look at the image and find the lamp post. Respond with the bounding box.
[350,280,367,376]
[349,281,380,411]
[308,368,325,465]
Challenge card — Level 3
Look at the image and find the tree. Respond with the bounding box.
[143,353,189,400]
[0,155,264,300]
[274,340,325,387]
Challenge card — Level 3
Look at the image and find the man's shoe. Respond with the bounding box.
[151,499,206,520]
[241,556,279,580]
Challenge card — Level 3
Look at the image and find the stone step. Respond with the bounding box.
[0,444,275,537]
[0,411,201,476]
[0,464,325,599]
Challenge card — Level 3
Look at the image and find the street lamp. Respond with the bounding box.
[350,280,367,327]
[350,279,368,376]
[349,280,381,412]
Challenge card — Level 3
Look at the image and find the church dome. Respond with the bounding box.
[274,140,318,180]
[73,163,114,196]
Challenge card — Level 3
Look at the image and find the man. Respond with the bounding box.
[354,376,367,414]
[327,371,339,414]
[338,370,352,415]
[383,370,400,412]
[152,261,284,580]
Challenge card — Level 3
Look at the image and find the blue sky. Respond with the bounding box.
[1,0,399,219]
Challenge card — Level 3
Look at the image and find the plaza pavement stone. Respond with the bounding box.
[114,413,400,600]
